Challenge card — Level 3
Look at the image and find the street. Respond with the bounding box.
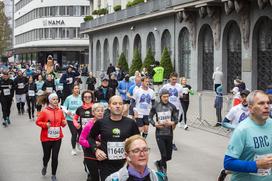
[0,104,229,181]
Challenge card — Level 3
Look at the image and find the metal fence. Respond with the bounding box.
[187,91,233,137]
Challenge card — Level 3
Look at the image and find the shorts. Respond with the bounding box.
[136,115,149,127]
[123,100,130,104]
[16,94,26,103]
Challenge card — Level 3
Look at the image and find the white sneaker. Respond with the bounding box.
[177,122,182,128]
[184,124,188,130]
[76,143,82,152]
[71,149,77,156]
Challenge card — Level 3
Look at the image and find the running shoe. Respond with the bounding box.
[184,124,188,130]
[41,166,47,176]
[76,143,83,152]
[217,169,227,181]
[2,122,7,128]
[177,122,182,128]
[154,160,162,172]
[172,143,178,151]
[71,149,77,156]
[51,175,57,181]
[6,117,10,125]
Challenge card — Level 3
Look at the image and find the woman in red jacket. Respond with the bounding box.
[36,93,67,181]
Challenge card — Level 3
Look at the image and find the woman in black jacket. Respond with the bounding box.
[26,76,37,120]
[86,72,96,91]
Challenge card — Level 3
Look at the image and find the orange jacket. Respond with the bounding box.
[36,106,66,142]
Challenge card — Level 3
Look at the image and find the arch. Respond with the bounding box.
[198,24,214,90]
[122,35,129,60]
[178,27,191,78]
[161,29,171,55]
[103,39,109,70]
[113,37,119,66]
[222,21,242,92]
[134,34,141,56]
[96,40,101,71]
[146,32,155,55]
[253,16,272,90]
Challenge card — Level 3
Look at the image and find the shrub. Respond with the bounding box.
[126,1,133,8]
[98,8,108,15]
[129,49,142,76]
[114,5,122,12]
[84,15,93,22]
[118,52,129,73]
[160,48,173,79]
[142,48,155,74]
[92,10,98,15]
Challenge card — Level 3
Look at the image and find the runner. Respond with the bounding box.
[106,135,166,181]
[127,75,142,119]
[55,73,63,104]
[13,69,28,115]
[26,76,37,121]
[133,77,155,138]
[36,93,67,181]
[62,84,83,155]
[223,90,272,180]
[94,76,114,109]
[79,103,104,181]
[118,74,134,116]
[88,95,140,180]
[0,71,14,127]
[35,74,45,116]
[149,89,178,176]
[42,74,56,94]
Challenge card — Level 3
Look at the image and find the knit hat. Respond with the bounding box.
[159,89,169,97]
[48,93,58,101]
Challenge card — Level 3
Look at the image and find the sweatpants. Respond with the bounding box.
[0,97,12,120]
[156,135,173,170]
[41,139,62,175]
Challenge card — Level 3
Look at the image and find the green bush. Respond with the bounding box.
[98,8,108,15]
[129,49,142,76]
[84,15,93,22]
[160,48,173,79]
[127,0,144,8]
[142,48,155,74]
[126,1,133,8]
[118,52,129,73]
[114,5,122,12]
[92,10,98,15]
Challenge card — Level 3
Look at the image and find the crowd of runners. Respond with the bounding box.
[1,55,272,181]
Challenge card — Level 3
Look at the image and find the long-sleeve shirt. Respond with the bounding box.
[62,95,82,121]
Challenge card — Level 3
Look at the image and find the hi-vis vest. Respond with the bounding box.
[153,67,164,83]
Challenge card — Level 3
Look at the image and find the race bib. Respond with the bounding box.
[107,142,125,160]
[46,87,53,93]
[57,85,63,91]
[252,154,272,176]
[81,118,90,128]
[3,89,10,96]
[48,127,60,138]
[28,90,35,96]
[157,111,171,124]
[18,83,24,89]
[67,77,73,84]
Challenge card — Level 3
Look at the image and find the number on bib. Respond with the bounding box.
[48,127,60,138]
[107,142,125,160]
[3,89,10,96]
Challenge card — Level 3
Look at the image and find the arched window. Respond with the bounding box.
[178,28,191,78]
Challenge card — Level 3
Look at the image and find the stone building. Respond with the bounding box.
[81,0,272,92]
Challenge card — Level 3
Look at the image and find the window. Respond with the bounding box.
[80,6,85,16]
[50,28,58,39]
[60,28,66,38]
[59,6,65,16]
[44,29,49,39]
[67,6,73,16]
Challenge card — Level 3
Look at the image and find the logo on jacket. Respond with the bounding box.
[112,128,120,138]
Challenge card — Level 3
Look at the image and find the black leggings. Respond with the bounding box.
[84,159,99,181]
[156,136,173,170]
[41,139,62,175]
[180,101,189,124]
[67,121,80,149]
[26,97,36,119]
[0,97,12,119]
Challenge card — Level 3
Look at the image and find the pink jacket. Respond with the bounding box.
[79,118,95,148]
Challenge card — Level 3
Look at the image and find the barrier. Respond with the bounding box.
[187,91,233,137]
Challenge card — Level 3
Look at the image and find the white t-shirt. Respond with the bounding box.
[160,83,183,110]
[133,87,155,116]
[225,104,249,126]
[212,71,223,84]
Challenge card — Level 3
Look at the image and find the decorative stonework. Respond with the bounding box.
[211,8,221,50]
[224,0,234,15]
[257,0,269,9]
[199,6,207,18]
[239,1,250,49]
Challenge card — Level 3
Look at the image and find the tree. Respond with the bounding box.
[160,48,174,79]
[142,48,155,74]
[117,52,129,73]
[0,2,12,57]
[129,49,142,76]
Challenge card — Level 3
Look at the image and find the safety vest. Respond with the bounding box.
[153,66,164,83]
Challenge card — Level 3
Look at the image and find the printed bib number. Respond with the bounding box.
[252,154,272,176]
[107,142,125,160]
[3,89,10,96]
[157,111,171,124]
[67,78,73,84]
[81,118,89,128]
[18,83,24,89]
[57,85,63,91]
[46,87,53,93]
[28,90,35,96]
[48,127,60,138]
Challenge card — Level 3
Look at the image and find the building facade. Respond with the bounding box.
[81,0,272,92]
[13,0,90,66]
